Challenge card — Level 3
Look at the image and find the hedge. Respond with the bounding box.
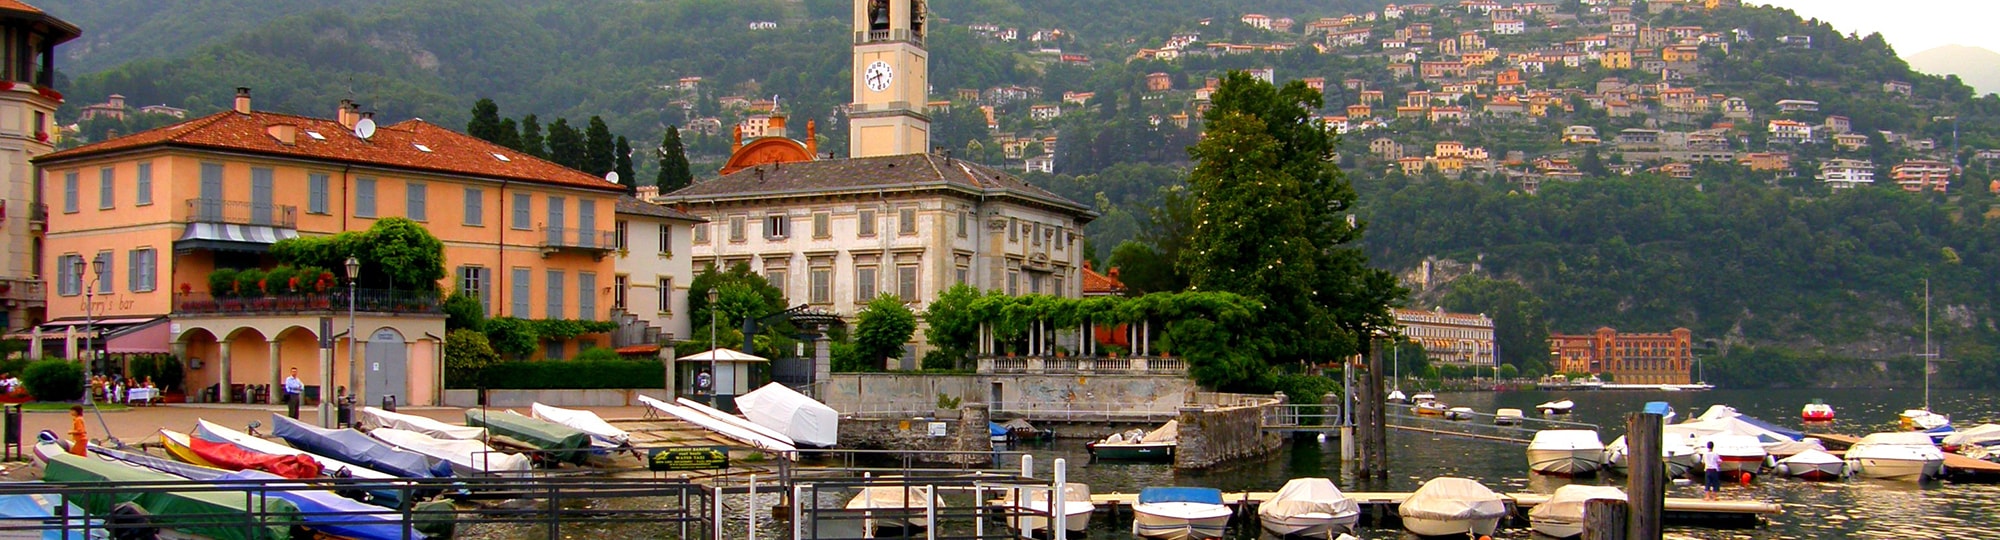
[451,360,663,390]
[23,359,84,401]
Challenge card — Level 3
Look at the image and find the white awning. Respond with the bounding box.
[677,348,768,363]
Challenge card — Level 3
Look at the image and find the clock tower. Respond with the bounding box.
[849,0,930,158]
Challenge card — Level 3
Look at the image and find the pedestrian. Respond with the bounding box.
[283,367,305,419]
[67,405,87,457]
[1702,440,1722,501]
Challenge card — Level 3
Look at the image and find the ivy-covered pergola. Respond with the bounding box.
[962,291,1264,357]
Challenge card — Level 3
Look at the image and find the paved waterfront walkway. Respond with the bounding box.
[12,403,653,452]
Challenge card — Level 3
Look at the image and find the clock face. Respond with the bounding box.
[865,60,894,92]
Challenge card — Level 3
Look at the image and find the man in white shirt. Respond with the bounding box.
[283,367,306,419]
[1702,440,1723,501]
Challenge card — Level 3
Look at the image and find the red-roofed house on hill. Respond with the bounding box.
[0,0,78,346]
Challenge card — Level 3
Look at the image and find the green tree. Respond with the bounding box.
[1182,71,1403,367]
[482,317,539,359]
[494,118,522,152]
[1441,275,1553,373]
[583,116,616,176]
[466,98,503,143]
[519,114,547,159]
[921,284,983,368]
[23,359,84,402]
[443,289,486,331]
[547,118,585,170]
[363,218,447,292]
[855,294,918,369]
[443,328,499,387]
[688,263,790,341]
[614,135,637,193]
[657,126,693,190]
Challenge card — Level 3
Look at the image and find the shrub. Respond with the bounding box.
[444,329,500,389]
[126,356,157,384]
[854,295,916,365]
[157,356,184,393]
[443,290,486,331]
[208,268,239,297]
[482,317,538,359]
[0,357,30,380]
[920,348,965,371]
[23,359,84,401]
[573,346,621,362]
[463,360,664,389]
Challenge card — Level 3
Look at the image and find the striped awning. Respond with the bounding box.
[175,223,299,252]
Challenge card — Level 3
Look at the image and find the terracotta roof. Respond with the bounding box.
[615,195,704,221]
[1080,263,1125,296]
[659,153,1093,217]
[36,109,624,192]
[614,344,662,355]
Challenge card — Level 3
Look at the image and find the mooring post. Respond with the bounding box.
[1052,458,1068,539]
[1360,341,1389,477]
[1583,498,1631,540]
[748,473,758,540]
[1626,412,1665,540]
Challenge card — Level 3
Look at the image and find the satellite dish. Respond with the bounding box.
[353,118,376,140]
[605,171,621,184]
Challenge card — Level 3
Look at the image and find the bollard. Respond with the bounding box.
[748,473,758,540]
[1021,454,1034,478]
[381,394,397,412]
[2,404,19,460]
[1052,458,1067,540]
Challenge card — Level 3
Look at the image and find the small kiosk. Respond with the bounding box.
[676,348,767,412]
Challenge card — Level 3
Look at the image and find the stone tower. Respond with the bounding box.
[849,0,930,158]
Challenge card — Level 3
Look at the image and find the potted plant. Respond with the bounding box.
[933,393,963,419]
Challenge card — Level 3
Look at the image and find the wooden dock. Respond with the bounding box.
[1081,490,1777,527]
[1810,432,2000,480]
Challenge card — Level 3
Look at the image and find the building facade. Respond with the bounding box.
[1393,307,1497,368]
[0,2,76,334]
[612,193,702,347]
[1548,327,1692,384]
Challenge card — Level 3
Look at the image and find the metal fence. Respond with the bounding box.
[791,459,1077,540]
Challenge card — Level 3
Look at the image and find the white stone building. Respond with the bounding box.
[612,194,703,346]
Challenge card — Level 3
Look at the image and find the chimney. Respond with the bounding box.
[337,99,357,128]
[805,120,818,157]
[267,124,298,145]
[233,87,252,114]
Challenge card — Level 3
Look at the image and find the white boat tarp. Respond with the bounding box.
[529,403,630,447]
[1536,400,1574,410]
[1777,449,1843,466]
[1000,418,1037,431]
[676,397,798,446]
[637,395,799,456]
[1528,485,1626,522]
[1673,414,1822,456]
[1399,477,1507,521]
[1699,433,1769,459]
[1530,430,1604,451]
[359,407,486,440]
[1854,431,1940,448]
[1140,420,1179,444]
[1942,424,2000,448]
[1260,477,1359,521]
[370,427,531,473]
[727,383,840,448]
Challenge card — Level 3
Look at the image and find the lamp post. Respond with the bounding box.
[74,257,98,392]
[706,288,718,405]
[345,256,361,410]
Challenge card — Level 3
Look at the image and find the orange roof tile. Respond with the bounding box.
[37,108,623,192]
[1081,263,1125,295]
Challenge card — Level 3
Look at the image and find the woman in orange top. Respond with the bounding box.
[67,405,87,456]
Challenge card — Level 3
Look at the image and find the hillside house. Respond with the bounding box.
[1494,19,1525,35]
[1891,159,1952,192]
[1818,159,1875,189]
[1776,99,1819,113]
[1738,152,1791,171]
[1768,120,1814,143]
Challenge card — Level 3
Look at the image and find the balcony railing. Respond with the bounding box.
[0,278,43,305]
[26,202,46,230]
[183,198,298,228]
[174,289,442,316]
[539,226,618,259]
[977,355,1186,375]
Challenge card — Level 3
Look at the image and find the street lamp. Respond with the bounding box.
[706,288,718,405]
[345,256,361,411]
[74,257,98,393]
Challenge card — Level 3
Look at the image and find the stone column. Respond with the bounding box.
[318,345,335,427]
[953,402,992,465]
[812,335,831,398]
[268,339,283,404]
[218,341,233,404]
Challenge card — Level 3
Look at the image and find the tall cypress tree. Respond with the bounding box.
[519,114,547,159]
[546,118,586,171]
[583,116,616,176]
[657,126,693,191]
[614,135,637,194]
[467,98,502,143]
[494,118,522,152]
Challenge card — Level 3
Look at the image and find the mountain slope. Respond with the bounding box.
[1906,44,2000,96]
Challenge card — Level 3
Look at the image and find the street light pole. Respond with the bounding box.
[345,256,361,411]
[706,288,719,406]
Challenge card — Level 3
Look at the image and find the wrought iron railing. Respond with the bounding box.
[538,226,618,251]
[173,288,442,315]
[183,198,298,228]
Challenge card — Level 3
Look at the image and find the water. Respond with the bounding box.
[996,388,2000,539]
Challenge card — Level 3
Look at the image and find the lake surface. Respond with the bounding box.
[1000,388,2000,539]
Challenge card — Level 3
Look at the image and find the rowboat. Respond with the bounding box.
[1131,487,1229,540]
[530,403,631,448]
[270,414,454,479]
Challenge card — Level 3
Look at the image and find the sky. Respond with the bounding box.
[1756,1,2000,56]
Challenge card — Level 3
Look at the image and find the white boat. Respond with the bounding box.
[1776,449,1847,481]
[1698,434,1770,478]
[1131,487,1229,540]
[1603,435,1698,477]
[1678,405,1825,458]
[847,485,944,536]
[1941,423,2000,452]
[1386,390,1409,403]
[358,406,486,440]
[1528,430,1606,476]
[1410,393,1437,402]
[530,403,630,448]
[1398,477,1506,537]
[1576,376,1605,389]
[1528,485,1626,539]
[1846,431,1945,481]
[1257,477,1359,538]
[1900,409,1955,443]
[1413,400,1448,417]
[675,397,799,447]
[733,382,842,448]
[637,395,799,455]
[1494,408,1525,426]
[1444,407,1476,421]
[1537,399,1575,414]
[1088,421,1177,462]
[1800,400,1836,422]
[370,427,532,474]
[1006,482,1093,538]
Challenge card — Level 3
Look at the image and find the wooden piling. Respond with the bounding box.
[1358,342,1389,477]
[1625,412,1664,540]
[1583,498,1630,540]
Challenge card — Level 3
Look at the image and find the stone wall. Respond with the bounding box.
[834,403,994,465]
[1173,393,1285,470]
[441,388,672,408]
[823,373,1194,416]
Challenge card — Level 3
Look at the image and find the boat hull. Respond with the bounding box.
[1087,442,1175,462]
[1259,512,1357,538]
[1530,516,1584,539]
[1402,516,1500,538]
[1849,457,1943,480]
[1529,449,1605,476]
[1781,461,1846,481]
[1131,504,1229,540]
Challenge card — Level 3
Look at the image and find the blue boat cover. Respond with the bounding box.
[989,422,1008,437]
[1642,401,1674,417]
[0,489,99,540]
[271,414,454,479]
[1730,413,1805,441]
[218,470,426,540]
[1138,487,1223,505]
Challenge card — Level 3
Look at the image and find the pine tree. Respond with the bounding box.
[546,118,586,171]
[519,114,547,159]
[657,126,694,191]
[466,98,503,143]
[494,118,522,152]
[613,135,637,194]
[583,116,616,176]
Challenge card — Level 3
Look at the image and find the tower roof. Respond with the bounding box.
[0,0,79,45]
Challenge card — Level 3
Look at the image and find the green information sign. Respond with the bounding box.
[649,446,730,471]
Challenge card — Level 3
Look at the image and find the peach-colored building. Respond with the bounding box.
[33,89,628,408]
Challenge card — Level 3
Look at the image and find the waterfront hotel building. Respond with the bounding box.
[1548,327,1693,385]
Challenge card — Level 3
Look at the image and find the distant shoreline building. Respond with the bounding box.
[1548,327,1692,384]
[1394,307,1497,368]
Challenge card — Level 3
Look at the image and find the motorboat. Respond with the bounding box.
[1845,431,1945,481]
[1005,482,1093,538]
[358,406,485,440]
[1680,405,1825,458]
[1386,390,1409,403]
[1398,477,1506,537]
[1494,408,1525,426]
[1941,423,2000,453]
[1410,393,1437,403]
[1800,399,1835,422]
[638,396,798,455]
[1527,485,1625,539]
[269,414,454,479]
[1413,398,1448,417]
[1527,430,1606,476]
[38,441,299,540]
[1257,477,1359,538]
[1901,409,1955,443]
[464,409,593,465]
[370,427,533,475]
[1130,487,1230,540]
[530,403,631,448]
[732,382,841,448]
[1603,435,1698,477]
[846,485,944,537]
[999,418,1053,443]
[1576,376,1605,389]
[1537,399,1575,415]
[1698,434,1770,479]
[988,422,1011,443]
[1444,407,1476,421]
[1777,449,1848,481]
[1087,421,1176,462]
[1643,401,1676,423]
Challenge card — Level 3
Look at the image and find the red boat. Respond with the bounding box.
[188,436,323,479]
[1801,400,1835,422]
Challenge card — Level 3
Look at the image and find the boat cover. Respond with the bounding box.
[1643,401,1675,421]
[0,488,97,540]
[216,470,426,540]
[1495,408,1525,418]
[40,444,297,540]
[1777,449,1844,466]
[1942,424,2000,449]
[1692,405,1805,440]
[193,420,395,480]
[1699,433,1769,458]
[989,422,1008,437]
[270,414,453,479]
[1141,420,1179,443]
[1528,485,1625,522]
[530,403,630,447]
[677,397,798,445]
[1137,487,1222,505]
[464,409,591,464]
[638,396,798,454]
[370,427,532,474]
[358,408,486,440]
[1399,477,1507,521]
[1537,400,1574,410]
[188,434,324,479]
[1001,418,1037,431]
[93,445,229,481]
[1854,431,1940,447]
[1259,477,1359,521]
[1529,429,1604,451]
[158,429,220,468]
[734,382,841,448]
[359,407,485,440]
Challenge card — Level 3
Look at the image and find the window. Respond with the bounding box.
[128,249,156,293]
[957,210,968,238]
[1030,273,1042,294]
[62,172,76,213]
[250,168,275,225]
[766,269,787,291]
[136,162,154,206]
[857,209,877,237]
[812,212,830,238]
[546,270,566,318]
[308,173,329,214]
[693,222,710,244]
[856,266,878,301]
[810,268,832,304]
[98,167,114,210]
[355,177,377,218]
[458,267,490,314]
[510,267,531,317]
[898,208,917,235]
[765,214,789,239]
[1007,270,1019,295]
[955,266,970,286]
[511,193,531,229]
[657,277,673,314]
[578,272,596,320]
[544,341,565,360]
[614,220,629,251]
[728,216,746,242]
[897,264,918,301]
[406,182,427,221]
[463,187,484,226]
[1053,275,1065,297]
[1007,218,1017,242]
[94,251,113,294]
[613,275,628,311]
[1032,223,1042,246]
[56,254,80,296]
[658,224,673,256]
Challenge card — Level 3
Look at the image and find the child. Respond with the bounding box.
[67,406,87,457]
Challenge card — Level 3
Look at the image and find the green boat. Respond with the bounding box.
[40,444,298,540]
[464,409,592,465]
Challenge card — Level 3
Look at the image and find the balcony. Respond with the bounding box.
[977,355,1187,376]
[26,203,46,232]
[183,198,299,228]
[177,199,301,252]
[538,226,618,260]
[0,278,43,308]
[173,289,442,316]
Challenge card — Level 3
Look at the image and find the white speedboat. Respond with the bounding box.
[1528,485,1626,539]
[1604,435,1698,477]
[1846,432,1945,481]
[847,485,944,536]
[1777,449,1847,481]
[1007,482,1093,538]
[1257,477,1359,538]
[1131,487,1230,540]
[1800,400,1835,422]
[1494,408,1525,426]
[1528,429,1606,476]
[1445,407,1476,421]
[1088,421,1177,462]
[1901,408,1950,431]
[1941,423,2000,453]
[1414,399,1448,417]
[1398,477,1506,537]
[1699,434,1770,478]
[1386,390,1409,403]
[1537,399,1575,415]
